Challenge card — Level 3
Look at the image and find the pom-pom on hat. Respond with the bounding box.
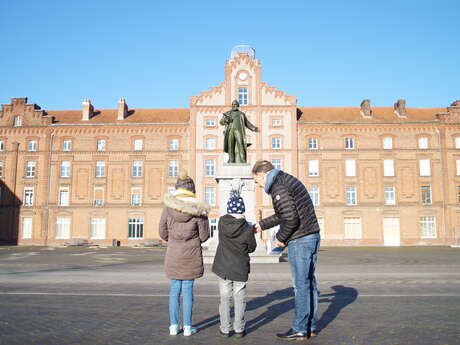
[227,189,246,214]
[175,170,196,194]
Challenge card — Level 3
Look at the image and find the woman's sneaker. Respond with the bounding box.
[183,325,197,336]
[169,324,180,335]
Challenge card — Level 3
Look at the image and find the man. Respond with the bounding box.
[220,100,258,163]
[252,160,321,341]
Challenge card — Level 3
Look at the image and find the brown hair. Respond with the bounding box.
[252,160,274,174]
[175,170,196,193]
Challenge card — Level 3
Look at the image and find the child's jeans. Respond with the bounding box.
[169,279,194,326]
[218,277,247,333]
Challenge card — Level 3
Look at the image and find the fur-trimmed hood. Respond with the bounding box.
[163,192,211,217]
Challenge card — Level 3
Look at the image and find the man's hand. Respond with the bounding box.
[253,223,262,233]
[274,240,285,248]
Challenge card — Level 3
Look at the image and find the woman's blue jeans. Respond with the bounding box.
[169,279,194,326]
[287,233,320,333]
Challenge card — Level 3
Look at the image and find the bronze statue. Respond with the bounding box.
[220,100,258,163]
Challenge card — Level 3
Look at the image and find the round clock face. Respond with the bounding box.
[239,72,248,81]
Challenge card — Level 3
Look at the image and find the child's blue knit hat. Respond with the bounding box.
[227,189,245,214]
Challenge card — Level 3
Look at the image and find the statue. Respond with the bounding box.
[360,99,372,117]
[394,99,407,117]
[220,100,258,163]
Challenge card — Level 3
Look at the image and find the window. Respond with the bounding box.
[205,186,216,206]
[24,188,34,206]
[344,217,362,239]
[131,188,142,206]
[271,137,281,149]
[63,140,72,152]
[22,217,33,239]
[169,138,179,151]
[134,139,143,151]
[59,188,69,207]
[167,186,176,194]
[132,160,142,177]
[458,186,460,204]
[456,137,460,149]
[384,186,396,205]
[419,159,430,176]
[128,218,144,239]
[271,159,281,170]
[345,159,356,177]
[271,118,282,127]
[205,159,216,177]
[346,186,357,205]
[60,161,71,178]
[310,184,320,206]
[345,137,355,149]
[96,161,105,178]
[91,218,106,239]
[238,87,248,105]
[205,137,216,150]
[97,139,106,151]
[26,161,36,178]
[94,187,104,206]
[308,160,319,177]
[28,140,37,152]
[456,160,460,176]
[418,137,428,149]
[0,161,3,177]
[209,218,218,237]
[383,159,394,177]
[205,119,216,127]
[14,116,22,127]
[420,216,436,238]
[55,217,71,239]
[318,217,325,238]
[421,185,432,205]
[308,138,318,150]
[0,140,4,151]
[383,137,393,150]
[168,160,178,177]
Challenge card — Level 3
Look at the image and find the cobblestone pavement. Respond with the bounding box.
[1,246,459,345]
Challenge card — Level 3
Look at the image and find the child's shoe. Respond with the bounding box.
[169,324,180,335]
[183,325,197,336]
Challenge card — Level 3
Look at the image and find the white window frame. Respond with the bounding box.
[169,138,179,151]
[60,161,71,178]
[419,159,431,177]
[26,161,36,178]
[205,137,216,150]
[271,137,281,149]
[128,218,144,239]
[131,188,142,206]
[456,160,460,176]
[383,137,393,150]
[0,140,4,151]
[24,187,34,206]
[168,160,179,177]
[96,161,105,178]
[97,139,106,151]
[271,118,282,127]
[383,159,395,177]
[310,184,320,206]
[346,186,357,205]
[421,185,432,205]
[271,159,281,170]
[344,217,362,239]
[418,136,429,149]
[14,116,22,127]
[28,140,37,152]
[0,161,3,177]
[132,160,143,177]
[22,217,33,239]
[205,186,216,206]
[205,118,216,127]
[59,187,69,207]
[345,137,355,150]
[345,159,356,177]
[133,139,143,151]
[308,138,318,150]
[420,216,436,238]
[91,218,106,240]
[63,140,72,152]
[308,160,319,177]
[55,217,71,239]
[455,137,460,149]
[238,87,248,105]
[205,159,216,177]
[384,186,396,205]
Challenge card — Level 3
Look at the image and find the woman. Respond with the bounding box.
[159,171,210,336]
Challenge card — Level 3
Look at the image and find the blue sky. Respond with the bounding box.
[1,0,459,110]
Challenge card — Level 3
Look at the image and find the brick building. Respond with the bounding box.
[1,46,459,246]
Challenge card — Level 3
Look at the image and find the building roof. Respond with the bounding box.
[47,108,190,124]
[298,106,445,123]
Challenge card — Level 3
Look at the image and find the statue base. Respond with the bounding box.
[203,163,281,264]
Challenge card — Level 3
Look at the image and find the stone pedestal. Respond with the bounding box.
[203,164,280,264]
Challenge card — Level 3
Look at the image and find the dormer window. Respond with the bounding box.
[238,87,248,105]
[14,116,22,127]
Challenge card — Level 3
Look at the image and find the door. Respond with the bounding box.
[383,217,400,246]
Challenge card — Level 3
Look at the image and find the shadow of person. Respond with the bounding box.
[316,285,358,333]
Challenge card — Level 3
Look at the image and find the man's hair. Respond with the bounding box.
[252,160,274,174]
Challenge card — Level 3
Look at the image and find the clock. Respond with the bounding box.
[239,72,248,81]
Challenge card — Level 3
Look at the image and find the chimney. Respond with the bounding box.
[117,98,128,120]
[82,99,94,121]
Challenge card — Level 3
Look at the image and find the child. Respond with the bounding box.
[211,189,257,338]
[159,171,210,336]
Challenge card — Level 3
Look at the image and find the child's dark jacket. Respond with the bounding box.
[212,214,257,282]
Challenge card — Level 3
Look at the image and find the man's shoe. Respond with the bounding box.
[183,325,197,336]
[169,324,180,335]
[219,329,230,338]
[234,330,246,338]
[276,329,307,341]
[309,330,318,338]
